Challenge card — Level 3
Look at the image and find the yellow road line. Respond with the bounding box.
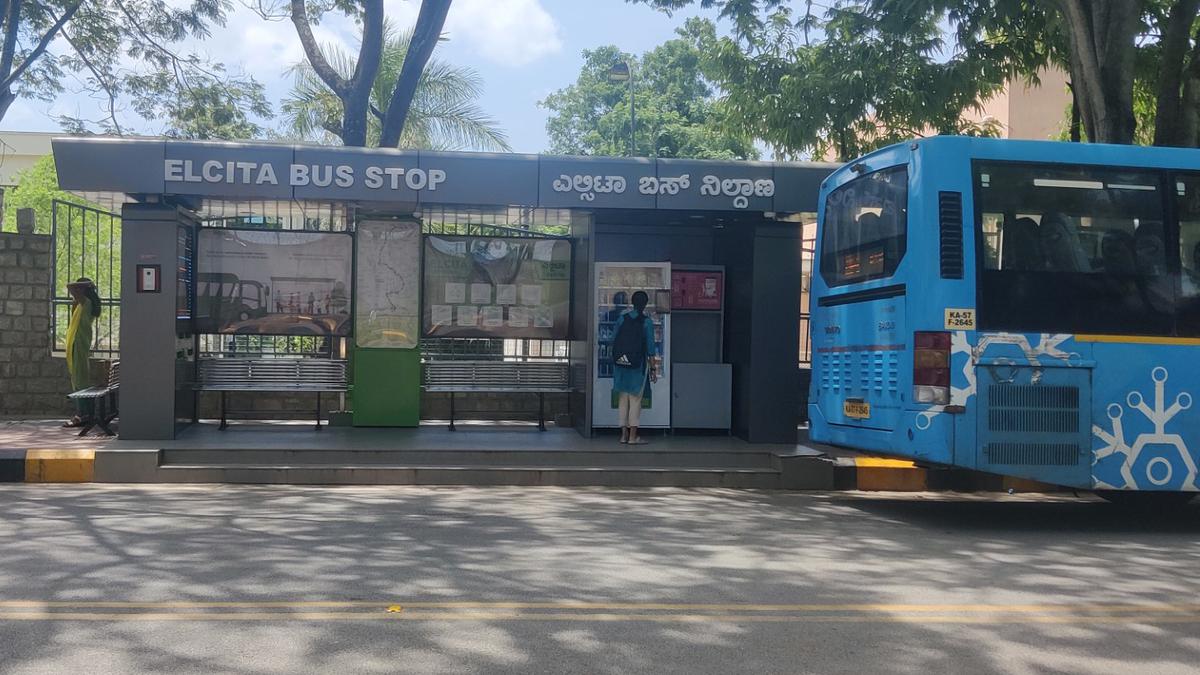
[4,600,1200,612]
[1,611,1199,624]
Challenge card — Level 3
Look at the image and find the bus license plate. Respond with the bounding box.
[844,401,871,419]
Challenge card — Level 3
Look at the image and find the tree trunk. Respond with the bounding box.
[1153,0,1200,146]
[339,0,384,147]
[1069,83,1081,142]
[1056,0,1140,144]
[1180,43,1200,148]
[378,0,452,148]
[0,87,15,121]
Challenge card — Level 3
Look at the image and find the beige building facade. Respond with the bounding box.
[972,67,1072,141]
[0,131,54,186]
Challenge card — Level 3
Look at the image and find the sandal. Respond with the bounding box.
[628,438,648,445]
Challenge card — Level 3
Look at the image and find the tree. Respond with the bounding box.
[3,154,73,234]
[254,0,452,148]
[636,0,1200,149]
[625,7,1004,160]
[0,0,270,134]
[281,24,509,151]
[540,24,758,159]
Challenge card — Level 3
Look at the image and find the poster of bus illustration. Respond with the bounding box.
[195,229,353,335]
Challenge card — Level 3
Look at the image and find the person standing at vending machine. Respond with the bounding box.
[611,290,657,445]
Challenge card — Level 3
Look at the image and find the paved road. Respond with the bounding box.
[1,486,1198,674]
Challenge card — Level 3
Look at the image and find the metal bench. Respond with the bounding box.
[67,360,119,437]
[423,360,571,431]
[196,358,348,430]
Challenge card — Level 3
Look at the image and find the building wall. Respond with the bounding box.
[972,67,1072,141]
[0,131,54,187]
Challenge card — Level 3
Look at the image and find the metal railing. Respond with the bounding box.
[51,200,121,358]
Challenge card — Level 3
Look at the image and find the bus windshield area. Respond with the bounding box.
[975,162,1200,337]
[820,165,908,287]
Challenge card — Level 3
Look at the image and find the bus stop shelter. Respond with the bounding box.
[52,137,834,444]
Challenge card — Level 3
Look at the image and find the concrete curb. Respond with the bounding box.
[0,446,1059,492]
[0,449,27,482]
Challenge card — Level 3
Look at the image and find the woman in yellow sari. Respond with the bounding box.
[64,278,101,427]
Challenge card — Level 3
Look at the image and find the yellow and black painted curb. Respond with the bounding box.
[0,449,95,483]
[831,456,1061,492]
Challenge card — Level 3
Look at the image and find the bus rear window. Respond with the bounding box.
[820,166,908,287]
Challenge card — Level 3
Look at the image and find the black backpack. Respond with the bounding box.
[611,313,648,369]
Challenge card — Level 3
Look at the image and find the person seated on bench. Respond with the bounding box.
[63,277,101,429]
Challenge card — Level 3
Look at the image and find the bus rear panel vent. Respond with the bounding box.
[984,442,1081,466]
[938,191,964,279]
[988,384,1079,433]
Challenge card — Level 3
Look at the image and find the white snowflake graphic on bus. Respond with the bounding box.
[1093,367,1196,491]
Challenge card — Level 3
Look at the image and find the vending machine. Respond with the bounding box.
[593,262,671,428]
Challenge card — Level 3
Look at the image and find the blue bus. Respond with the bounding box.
[808,136,1200,499]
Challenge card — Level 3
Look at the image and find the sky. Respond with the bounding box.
[3,0,714,154]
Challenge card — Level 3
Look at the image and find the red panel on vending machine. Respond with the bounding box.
[670,270,723,310]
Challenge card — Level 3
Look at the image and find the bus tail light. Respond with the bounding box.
[913,331,951,405]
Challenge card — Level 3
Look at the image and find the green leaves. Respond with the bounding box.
[1,0,271,137]
[281,24,510,151]
[539,27,758,159]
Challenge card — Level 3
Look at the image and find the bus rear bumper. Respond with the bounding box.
[809,404,956,465]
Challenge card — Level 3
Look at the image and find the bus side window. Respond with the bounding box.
[1176,175,1200,334]
[1001,217,1043,271]
[1039,212,1092,272]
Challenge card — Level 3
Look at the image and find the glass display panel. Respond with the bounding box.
[423,235,572,340]
[195,229,352,335]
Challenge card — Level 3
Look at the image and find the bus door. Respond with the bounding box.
[970,334,1092,486]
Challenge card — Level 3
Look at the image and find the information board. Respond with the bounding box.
[195,229,352,335]
[671,270,723,310]
[423,235,571,339]
[355,220,421,348]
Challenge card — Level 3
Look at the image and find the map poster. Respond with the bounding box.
[196,229,352,335]
[423,235,572,339]
[355,220,421,348]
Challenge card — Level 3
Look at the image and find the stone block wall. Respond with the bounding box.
[0,232,75,417]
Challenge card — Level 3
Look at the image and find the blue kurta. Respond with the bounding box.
[611,310,656,396]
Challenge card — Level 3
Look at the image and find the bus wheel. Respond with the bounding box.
[1096,491,1196,509]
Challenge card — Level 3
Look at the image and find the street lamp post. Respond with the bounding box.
[608,60,635,157]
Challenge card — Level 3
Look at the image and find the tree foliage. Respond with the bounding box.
[281,24,509,151]
[0,0,270,137]
[3,154,75,234]
[540,23,758,159]
[634,0,1200,152]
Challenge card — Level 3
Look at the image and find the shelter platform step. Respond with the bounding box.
[158,448,781,470]
[152,464,787,488]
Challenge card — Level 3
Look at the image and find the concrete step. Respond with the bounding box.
[152,464,787,488]
[159,448,780,470]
